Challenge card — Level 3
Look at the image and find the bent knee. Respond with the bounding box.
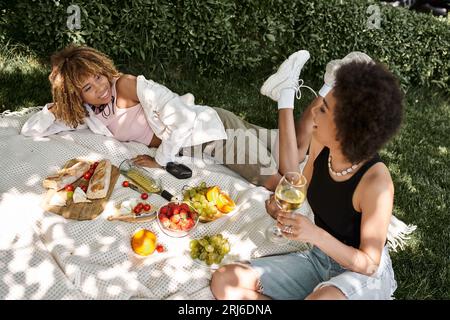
[210,263,256,300]
[210,265,236,300]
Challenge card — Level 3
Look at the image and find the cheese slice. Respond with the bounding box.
[73,187,92,203]
[49,192,67,206]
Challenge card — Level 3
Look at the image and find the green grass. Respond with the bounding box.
[1,44,449,299]
[0,43,51,113]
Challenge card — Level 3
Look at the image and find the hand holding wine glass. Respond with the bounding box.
[266,172,307,244]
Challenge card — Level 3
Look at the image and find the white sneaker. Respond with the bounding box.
[260,50,311,101]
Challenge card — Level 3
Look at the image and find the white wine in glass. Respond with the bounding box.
[266,172,307,244]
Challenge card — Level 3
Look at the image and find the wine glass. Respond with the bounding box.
[265,172,307,244]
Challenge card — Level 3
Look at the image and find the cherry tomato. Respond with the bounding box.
[143,204,151,212]
[141,193,149,200]
[64,184,74,192]
[83,172,92,180]
[122,181,129,187]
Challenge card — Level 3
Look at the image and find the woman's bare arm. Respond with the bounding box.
[313,166,394,276]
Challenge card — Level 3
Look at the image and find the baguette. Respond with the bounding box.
[86,159,111,199]
[43,160,90,190]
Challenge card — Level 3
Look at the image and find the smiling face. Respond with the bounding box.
[79,74,112,107]
[311,90,340,148]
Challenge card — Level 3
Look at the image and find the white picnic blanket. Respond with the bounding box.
[0,107,416,300]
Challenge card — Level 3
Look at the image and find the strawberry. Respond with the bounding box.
[172,207,180,215]
[180,210,188,219]
[180,203,190,212]
[159,213,167,221]
[160,206,168,215]
[186,219,195,229]
[180,223,190,231]
[170,214,181,224]
[143,204,151,212]
[161,217,170,228]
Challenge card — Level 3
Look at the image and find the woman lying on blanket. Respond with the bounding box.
[21,45,282,189]
[211,51,404,300]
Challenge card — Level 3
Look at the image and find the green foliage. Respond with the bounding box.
[1,0,449,89]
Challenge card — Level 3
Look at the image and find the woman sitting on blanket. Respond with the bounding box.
[21,45,283,189]
[210,51,404,300]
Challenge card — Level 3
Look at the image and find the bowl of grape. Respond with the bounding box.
[189,234,231,268]
[182,182,236,222]
[157,202,199,238]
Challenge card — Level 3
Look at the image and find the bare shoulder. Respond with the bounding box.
[358,162,394,212]
[116,74,139,102]
[363,162,394,193]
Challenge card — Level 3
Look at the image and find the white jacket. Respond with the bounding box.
[21,75,227,166]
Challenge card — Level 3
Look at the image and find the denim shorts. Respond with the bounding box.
[249,245,397,300]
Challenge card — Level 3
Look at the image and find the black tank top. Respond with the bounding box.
[307,147,382,249]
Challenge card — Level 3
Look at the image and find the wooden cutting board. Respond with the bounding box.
[41,159,120,221]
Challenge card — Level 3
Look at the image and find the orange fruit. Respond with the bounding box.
[206,186,220,203]
[216,192,236,213]
[131,229,157,256]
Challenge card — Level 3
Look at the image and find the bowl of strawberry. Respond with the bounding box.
[157,202,199,238]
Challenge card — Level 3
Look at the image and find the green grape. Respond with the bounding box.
[220,243,230,255]
[199,252,207,261]
[190,240,199,249]
[190,234,230,265]
[214,255,222,265]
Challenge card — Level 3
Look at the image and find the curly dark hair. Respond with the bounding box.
[333,61,404,164]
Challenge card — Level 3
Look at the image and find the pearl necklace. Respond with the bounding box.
[328,155,359,177]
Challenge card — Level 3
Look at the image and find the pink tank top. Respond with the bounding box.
[93,78,154,145]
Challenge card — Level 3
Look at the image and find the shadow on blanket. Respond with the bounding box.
[0,108,416,299]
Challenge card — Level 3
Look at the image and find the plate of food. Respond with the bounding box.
[182,182,236,223]
[41,158,119,220]
[108,198,158,223]
[189,234,235,270]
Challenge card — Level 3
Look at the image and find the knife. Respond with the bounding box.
[128,182,145,193]
[107,210,157,223]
